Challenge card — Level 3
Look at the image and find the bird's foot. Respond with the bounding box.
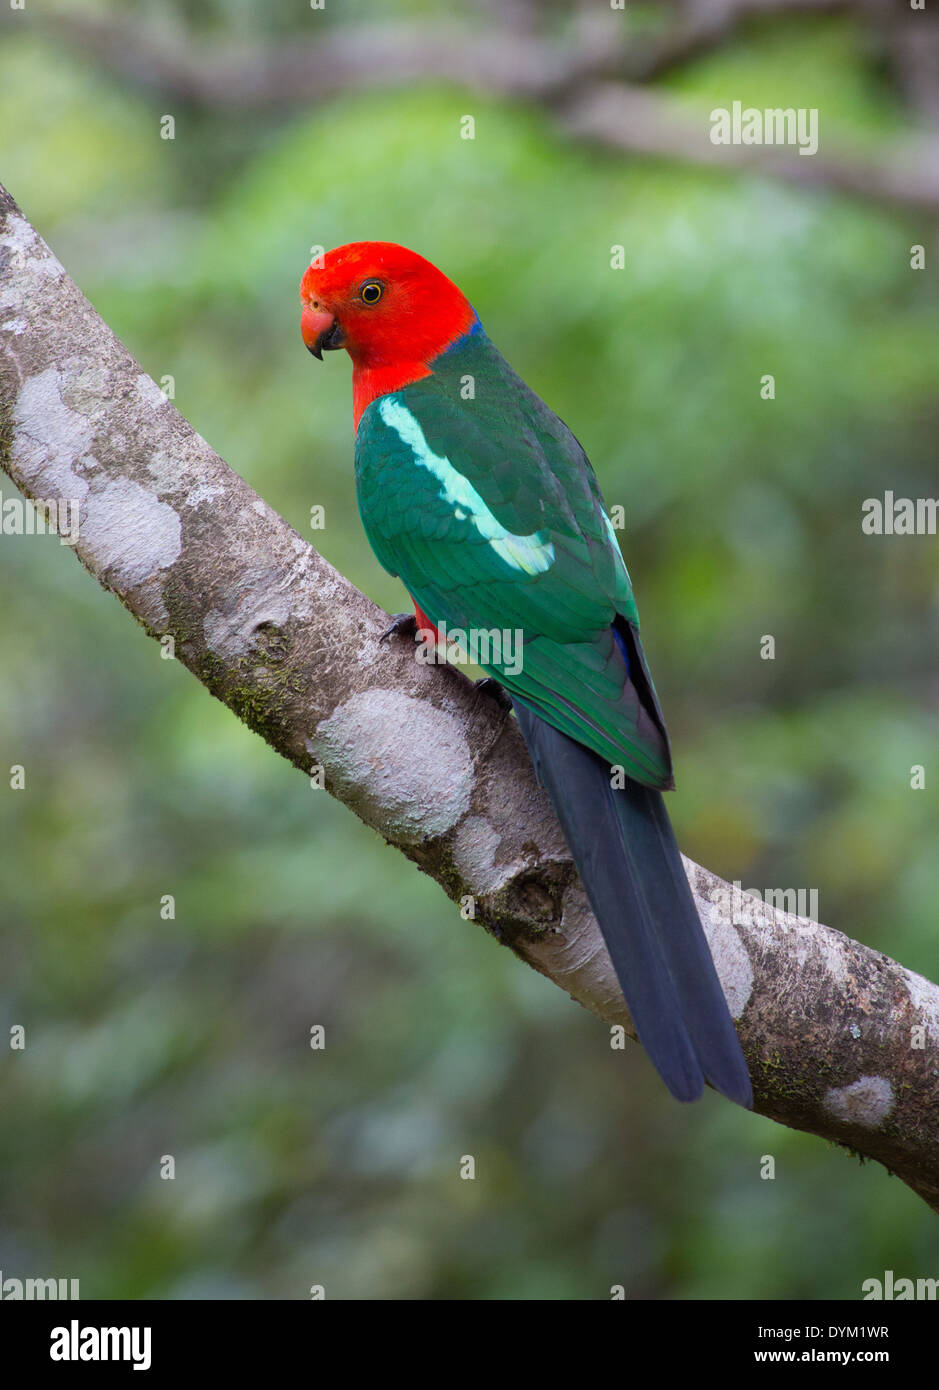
[470,678,514,768]
[379,612,418,644]
[474,676,512,711]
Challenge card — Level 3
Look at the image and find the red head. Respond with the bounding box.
[300,242,478,428]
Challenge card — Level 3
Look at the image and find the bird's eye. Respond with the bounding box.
[359,281,383,305]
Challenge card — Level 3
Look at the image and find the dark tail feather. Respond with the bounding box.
[514,703,753,1108]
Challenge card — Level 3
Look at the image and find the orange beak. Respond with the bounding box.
[301,303,344,359]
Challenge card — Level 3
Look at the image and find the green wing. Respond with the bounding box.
[354,328,672,788]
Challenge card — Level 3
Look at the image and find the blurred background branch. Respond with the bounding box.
[11,2,938,214]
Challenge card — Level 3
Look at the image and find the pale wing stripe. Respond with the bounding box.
[379,397,555,577]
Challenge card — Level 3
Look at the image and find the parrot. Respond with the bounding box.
[299,241,752,1108]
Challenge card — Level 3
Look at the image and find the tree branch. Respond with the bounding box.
[616,1,869,82]
[2,185,938,1210]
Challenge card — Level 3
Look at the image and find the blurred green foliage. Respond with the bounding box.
[1,3,937,1298]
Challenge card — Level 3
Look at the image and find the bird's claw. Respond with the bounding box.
[475,676,512,711]
[379,612,418,644]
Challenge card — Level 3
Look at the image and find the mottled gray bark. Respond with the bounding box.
[2,185,938,1211]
